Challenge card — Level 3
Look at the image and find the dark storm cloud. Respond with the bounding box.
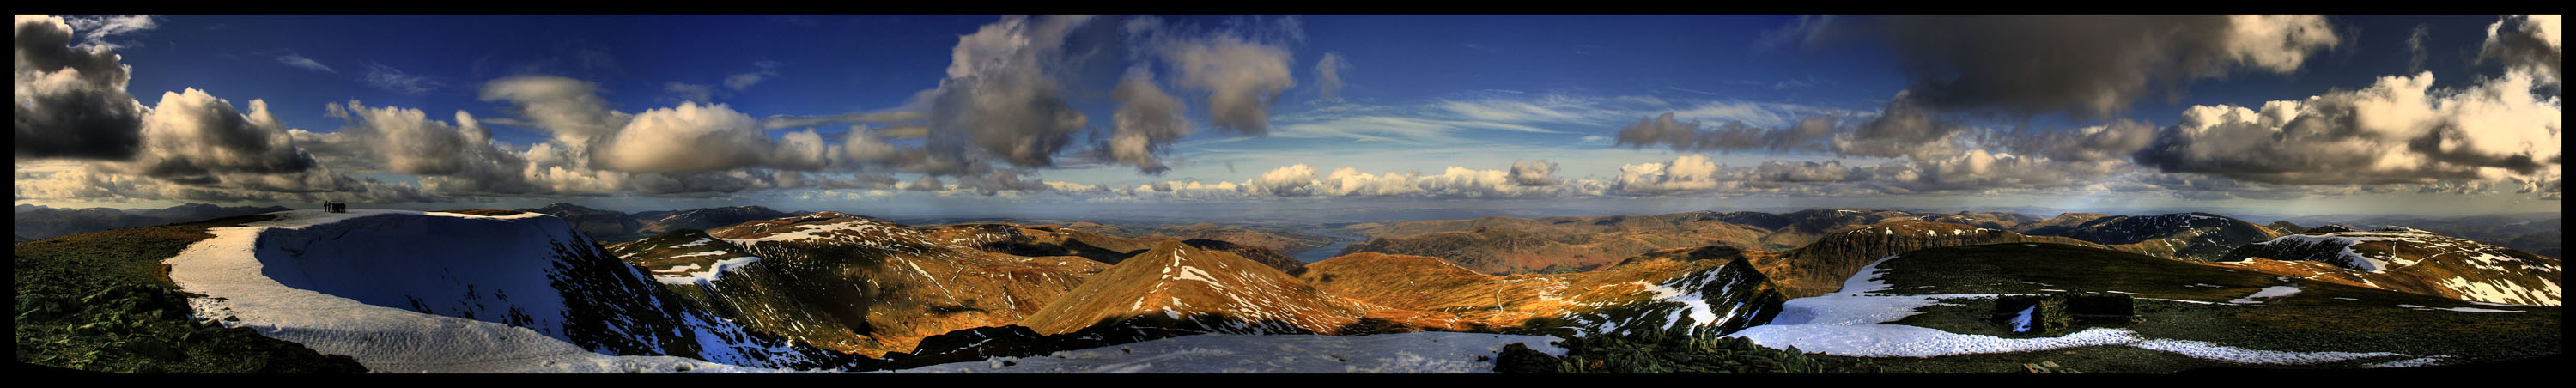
[2478,15,2561,86]
[15,15,146,160]
[1817,15,2338,118]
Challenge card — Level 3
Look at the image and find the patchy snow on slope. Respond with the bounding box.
[2229,286,2302,304]
[2437,276,2559,306]
[653,255,765,286]
[2129,338,2400,364]
[164,209,803,373]
[1733,325,2139,357]
[669,238,714,248]
[886,332,1566,373]
[2398,304,2525,313]
[1722,254,2433,366]
[2266,234,2410,271]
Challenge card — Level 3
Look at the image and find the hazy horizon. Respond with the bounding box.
[14,15,2562,224]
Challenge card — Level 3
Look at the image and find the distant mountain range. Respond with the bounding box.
[14,203,293,242]
[15,203,2562,373]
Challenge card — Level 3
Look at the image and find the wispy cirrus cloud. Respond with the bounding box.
[270,52,335,73]
[362,63,440,95]
[60,15,156,49]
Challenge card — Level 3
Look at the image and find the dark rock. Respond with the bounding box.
[2068,293,2135,319]
[1493,343,1560,373]
[1992,294,2070,334]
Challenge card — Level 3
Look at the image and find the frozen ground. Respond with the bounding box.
[1722,255,2439,367]
[886,331,1567,373]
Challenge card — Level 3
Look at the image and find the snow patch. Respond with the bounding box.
[2228,286,2301,304]
[162,209,802,373]
[653,255,765,286]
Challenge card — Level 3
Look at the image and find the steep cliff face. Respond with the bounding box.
[165,210,818,372]
[1761,221,2108,297]
[1018,240,1364,336]
[2220,229,2562,306]
[609,212,1107,358]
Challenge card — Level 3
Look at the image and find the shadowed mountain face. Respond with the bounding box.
[215,210,824,369]
[1757,221,2109,298]
[2021,213,2283,263]
[2220,229,2562,306]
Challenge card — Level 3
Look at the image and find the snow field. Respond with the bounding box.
[165,209,800,373]
[1721,255,2443,367]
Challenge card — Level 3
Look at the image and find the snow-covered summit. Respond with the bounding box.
[165,209,817,373]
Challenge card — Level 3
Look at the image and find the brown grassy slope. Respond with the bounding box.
[1018,239,1362,335]
[1298,246,1759,330]
[673,215,1109,357]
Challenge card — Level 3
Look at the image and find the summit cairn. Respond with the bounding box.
[1992,290,2134,334]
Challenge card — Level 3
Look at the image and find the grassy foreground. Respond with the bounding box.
[15,215,368,373]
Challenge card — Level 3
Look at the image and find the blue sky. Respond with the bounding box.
[13,15,2563,220]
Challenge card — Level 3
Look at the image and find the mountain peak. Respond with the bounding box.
[1019,238,1360,336]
